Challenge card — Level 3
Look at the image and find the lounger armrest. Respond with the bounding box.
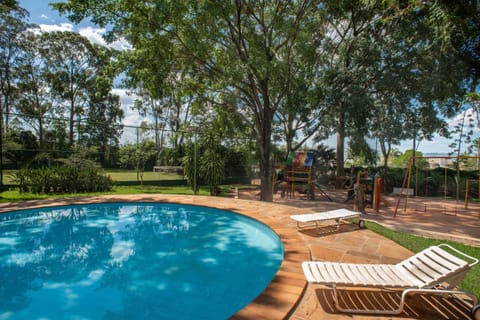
[438,243,479,267]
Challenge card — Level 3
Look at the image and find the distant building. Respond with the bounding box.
[423,153,454,169]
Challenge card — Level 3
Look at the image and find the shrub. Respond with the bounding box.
[182,142,226,196]
[200,151,225,195]
[14,163,113,194]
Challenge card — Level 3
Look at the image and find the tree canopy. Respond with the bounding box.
[49,0,480,200]
[0,0,476,198]
[54,0,331,201]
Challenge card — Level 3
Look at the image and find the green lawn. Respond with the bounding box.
[1,169,183,184]
[0,185,211,203]
[104,169,183,181]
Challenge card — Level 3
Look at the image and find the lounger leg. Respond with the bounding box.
[358,219,365,229]
[472,303,480,320]
[332,286,404,315]
[331,286,478,315]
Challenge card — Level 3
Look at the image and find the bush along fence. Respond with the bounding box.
[13,165,113,194]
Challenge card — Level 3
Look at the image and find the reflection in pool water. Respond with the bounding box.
[0,203,284,319]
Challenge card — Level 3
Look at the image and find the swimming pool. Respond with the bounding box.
[0,202,284,319]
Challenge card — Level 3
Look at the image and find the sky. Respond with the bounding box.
[17,0,479,155]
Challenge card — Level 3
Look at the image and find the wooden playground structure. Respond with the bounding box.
[274,151,332,201]
[273,151,388,210]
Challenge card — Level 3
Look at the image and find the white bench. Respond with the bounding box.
[153,166,183,174]
[392,187,414,195]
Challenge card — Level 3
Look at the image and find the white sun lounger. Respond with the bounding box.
[302,244,480,316]
[290,208,364,231]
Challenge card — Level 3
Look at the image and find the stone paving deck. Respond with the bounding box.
[0,193,478,319]
[241,189,480,319]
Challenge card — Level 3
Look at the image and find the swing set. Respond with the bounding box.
[394,155,480,217]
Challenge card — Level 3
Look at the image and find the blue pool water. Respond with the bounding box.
[0,202,284,319]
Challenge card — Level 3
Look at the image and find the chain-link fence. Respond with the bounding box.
[0,113,254,186]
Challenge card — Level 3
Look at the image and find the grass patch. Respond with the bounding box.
[2,169,183,185]
[365,220,480,298]
[0,185,211,202]
[111,185,210,196]
[0,190,53,202]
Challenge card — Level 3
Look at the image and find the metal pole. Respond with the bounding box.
[412,131,416,196]
[465,179,469,209]
[0,111,3,186]
[193,130,197,195]
[136,127,139,182]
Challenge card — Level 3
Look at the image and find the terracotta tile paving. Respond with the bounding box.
[0,193,478,319]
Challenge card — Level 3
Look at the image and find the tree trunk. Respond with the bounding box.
[3,66,11,132]
[258,120,273,201]
[39,117,44,148]
[353,182,366,213]
[69,101,75,145]
[258,95,274,202]
[336,111,346,179]
[0,102,3,186]
[286,137,292,159]
[380,140,390,193]
[285,118,294,157]
[154,110,160,148]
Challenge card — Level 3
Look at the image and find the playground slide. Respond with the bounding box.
[314,182,333,202]
[286,152,295,166]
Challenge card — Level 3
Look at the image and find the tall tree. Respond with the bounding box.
[274,55,331,156]
[118,40,195,152]
[269,13,330,157]
[319,1,386,178]
[15,31,54,149]
[54,0,325,201]
[129,77,193,152]
[80,44,124,167]
[365,10,456,186]
[81,93,124,167]
[0,0,29,184]
[0,0,28,132]
[38,31,102,146]
[326,1,468,179]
